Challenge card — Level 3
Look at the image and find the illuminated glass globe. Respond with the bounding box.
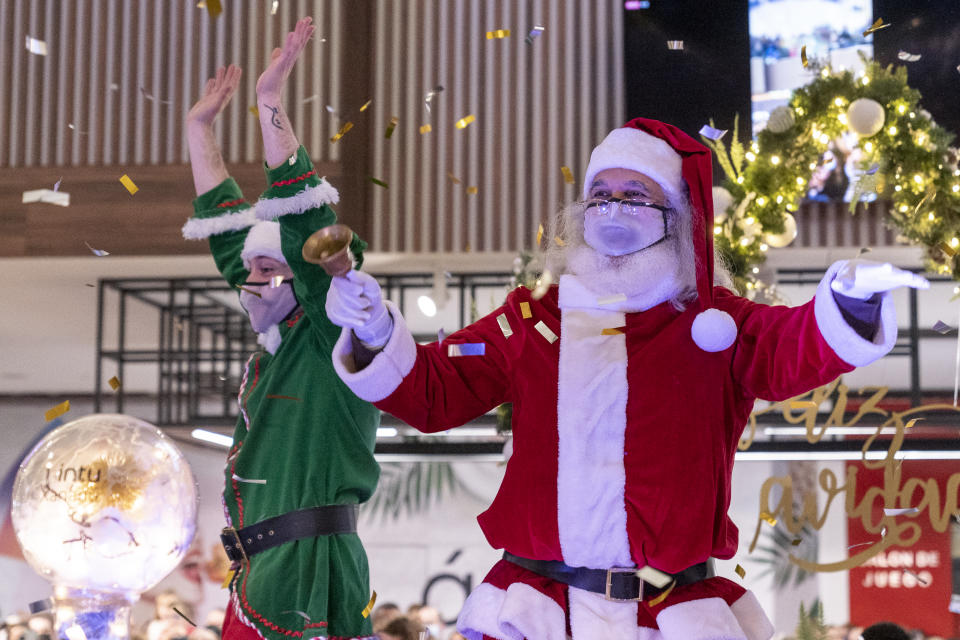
[12,414,198,639]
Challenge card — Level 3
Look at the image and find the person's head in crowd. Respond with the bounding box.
[153,590,185,620]
[377,616,422,640]
[405,604,423,618]
[416,606,444,638]
[827,624,851,640]
[4,614,29,640]
[203,609,225,634]
[847,627,865,640]
[27,614,53,640]
[860,622,910,640]
[371,603,403,633]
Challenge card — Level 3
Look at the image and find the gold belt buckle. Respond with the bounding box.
[222,527,249,563]
[605,567,642,602]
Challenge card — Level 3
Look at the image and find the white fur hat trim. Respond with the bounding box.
[691,308,738,352]
[582,127,685,199]
[241,220,286,269]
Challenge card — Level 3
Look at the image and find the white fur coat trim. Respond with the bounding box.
[331,301,417,403]
[556,277,633,568]
[181,207,257,240]
[656,593,773,640]
[569,588,662,640]
[456,582,566,640]
[814,260,897,367]
[558,273,671,313]
[254,180,340,220]
[257,324,283,355]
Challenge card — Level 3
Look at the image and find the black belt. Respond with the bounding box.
[503,552,713,602]
[220,504,358,563]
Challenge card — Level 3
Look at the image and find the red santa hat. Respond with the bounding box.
[582,117,737,352]
[240,220,287,270]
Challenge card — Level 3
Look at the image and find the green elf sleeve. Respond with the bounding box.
[254,146,366,338]
[181,177,256,287]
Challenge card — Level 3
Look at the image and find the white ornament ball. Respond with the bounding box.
[691,309,738,352]
[764,213,798,248]
[712,186,734,223]
[767,105,796,133]
[846,98,885,137]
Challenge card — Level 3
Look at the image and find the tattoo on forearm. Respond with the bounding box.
[266,104,283,129]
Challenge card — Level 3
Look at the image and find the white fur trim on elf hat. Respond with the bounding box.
[582,127,685,199]
[691,307,738,352]
[240,220,286,269]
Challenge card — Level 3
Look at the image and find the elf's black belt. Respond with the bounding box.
[220,504,358,563]
[503,551,713,602]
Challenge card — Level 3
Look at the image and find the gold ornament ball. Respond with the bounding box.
[766,105,796,134]
[846,98,885,137]
[765,213,798,248]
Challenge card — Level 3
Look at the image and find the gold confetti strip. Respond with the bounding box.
[330,121,354,143]
[554,236,566,247]
[535,321,558,344]
[205,0,222,18]
[447,172,462,184]
[221,568,236,589]
[537,223,544,246]
[601,327,624,336]
[940,241,957,257]
[646,580,676,607]
[862,17,890,37]
[520,302,532,319]
[45,400,70,422]
[761,512,778,526]
[597,293,627,306]
[359,99,372,112]
[172,607,197,627]
[904,418,919,429]
[666,40,684,50]
[249,105,259,117]
[361,591,377,618]
[497,314,513,338]
[789,400,818,410]
[108,376,121,391]
[419,124,432,134]
[236,284,262,298]
[636,566,672,589]
[800,45,808,68]
[119,174,139,195]
[466,186,478,195]
[486,29,511,39]
[369,177,389,188]
[560,165,575,185]
[734,564,746,579]
[791,538,802,546]
[385,116,399,138]
[455,114,476,129]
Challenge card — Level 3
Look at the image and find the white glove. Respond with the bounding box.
[830,259,930,300]
[326,270,393,348]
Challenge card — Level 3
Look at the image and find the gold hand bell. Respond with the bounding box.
[301,223,354,277]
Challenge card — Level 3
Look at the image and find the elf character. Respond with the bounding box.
[183,18,379,640]
[326,118,928,639]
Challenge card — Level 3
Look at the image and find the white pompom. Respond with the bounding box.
[691,308,738,352]
[846,98,885,137]
[712,186,734,223]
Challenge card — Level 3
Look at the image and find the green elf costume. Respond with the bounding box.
[182,145,380,640]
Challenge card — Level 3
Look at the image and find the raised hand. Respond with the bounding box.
[187,64,242,129]
[831,259,930,300]
[326,271,394,348]
[256,16,315,102]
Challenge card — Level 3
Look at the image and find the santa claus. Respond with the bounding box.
[325,118,929,639]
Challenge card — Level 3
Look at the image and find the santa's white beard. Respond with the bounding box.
[564,240,686,310]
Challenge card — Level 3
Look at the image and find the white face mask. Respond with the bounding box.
[582,199,669,256]
[239,281,298,333]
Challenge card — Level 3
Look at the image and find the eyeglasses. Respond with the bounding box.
[584,197,671,218]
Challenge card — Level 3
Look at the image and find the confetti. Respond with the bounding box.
[866,163,880,175]
[734,564,746,579]
[598,293,627,306]
[520,302,532,319]
[537,223,544,246]
[25,35,48,56]
[362,591,377,618]
[45,400,70,422]
[862,18,890,37]
[236,284,262,298]
[666,40,684,50]
[325,104,337,114]
[646,580,676,607]
[369,177,389,188]
[455,114,476,129]
[330,121,354,143]
[901,568,929,585]
[28,599,53,614]
[447,172,462,184]
[53,177,62,192]
[84,242,110,257]
[535,321,557,344]
[636,566,672,589]
[883,507,919,516]
[624,0,650,9]
[554,236,566,247]
[486,29,511,40]
[437,328,446,343]
[424,85,444,112]
[789,400,817,410]
[271,1,279,15]
[419,124,432,134]
[269,275,284,288]
[67,123,88,134]
[232,474,267,484]
[205,0,222,18]
[448,343,486,357]
[385,116,399,138]
[791,538,802,546]
[466,186,478,195]
[800,45,808,68]
[933,320,953,334]
[172,607,196,627]
[221,568,236,589]
[939,241,957,257]
[265,394,302,402]
[848,541,873,550]
[525,25,545,44]
[897,51,922,62]
[699,125,728,141]
[249,105,260,117]
[22,189,69,206]
[497,314,513,338]
[108,376,121,390]
[359,99,372,112]
[601,327,625,335]
[560,165,575,184]
[119,174,139,194]
[281,610,313,623]
[64,625,87,640]
[139,85,172,104]
[761,512,778,526]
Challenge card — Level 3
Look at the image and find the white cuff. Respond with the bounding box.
[181,208,257,239]
[457,582,567,640]
[331,300,417,403]
[254,181,340,220]
[814,260,897,367]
